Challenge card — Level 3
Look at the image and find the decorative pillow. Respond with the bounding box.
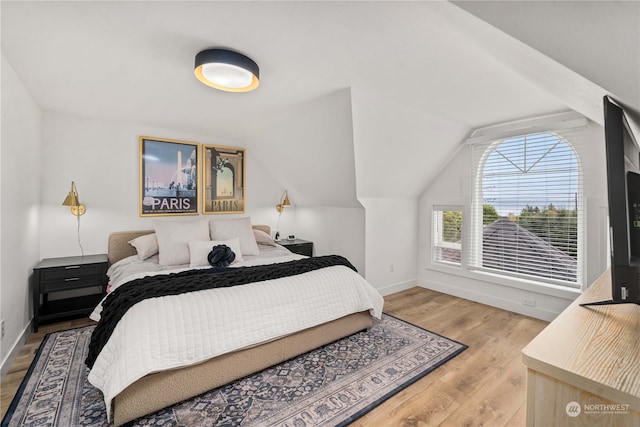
[209,217,260,256]
[188,238,243,267]
[253,229,277,246]
[207,245,236,268]
[128,233,159,260]
[154,219,210,266]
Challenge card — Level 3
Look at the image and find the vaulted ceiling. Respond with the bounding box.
[2,1,638,206]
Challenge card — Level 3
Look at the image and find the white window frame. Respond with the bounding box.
[432,205,463,267]
[467,114,586,290]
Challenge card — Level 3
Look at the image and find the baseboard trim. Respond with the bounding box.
[1,320,32,382]
[377,279,415,297]
[417,278,565,322]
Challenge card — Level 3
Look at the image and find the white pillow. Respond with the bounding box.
[188,238,243,267]
[253,229,277,246]
[209,217,260,256]
[154,219,210,266]
[128,233,159,260]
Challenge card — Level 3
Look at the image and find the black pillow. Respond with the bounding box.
[207,244,236,268]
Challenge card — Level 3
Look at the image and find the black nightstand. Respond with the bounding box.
[32,254,108,332]
[277,239,314,257]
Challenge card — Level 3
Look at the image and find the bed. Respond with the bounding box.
[88,218,384,426]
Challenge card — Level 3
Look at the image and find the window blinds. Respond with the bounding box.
[469,128,585,287]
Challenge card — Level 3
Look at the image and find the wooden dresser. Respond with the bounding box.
[522,271,640,426]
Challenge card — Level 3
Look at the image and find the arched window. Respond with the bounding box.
[470,132,582,287]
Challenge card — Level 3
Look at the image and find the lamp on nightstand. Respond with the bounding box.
[275,190,291,240]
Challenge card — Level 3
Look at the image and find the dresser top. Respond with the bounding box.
[522,271,640,410]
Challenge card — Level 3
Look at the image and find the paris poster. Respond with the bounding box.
[139,136,199,216]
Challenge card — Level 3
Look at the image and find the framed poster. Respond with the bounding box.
[202,144,245,214]
[139,136,199,216]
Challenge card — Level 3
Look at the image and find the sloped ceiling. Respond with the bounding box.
[2,1,631,204]
[454,0,640,115]
[244,89,360,208]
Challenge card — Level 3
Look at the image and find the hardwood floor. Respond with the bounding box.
[0,287,548,426]
[354,288,548,427]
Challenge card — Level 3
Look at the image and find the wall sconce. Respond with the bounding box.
[276,190,291,213]
[62,181,85,256]
[62,181,86,215]
[275,190,292,240]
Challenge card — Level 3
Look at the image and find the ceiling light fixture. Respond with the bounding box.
[194,48,260,92]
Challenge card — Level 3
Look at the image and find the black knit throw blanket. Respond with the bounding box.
[85,255,357,369]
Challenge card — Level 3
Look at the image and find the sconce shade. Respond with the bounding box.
[62,192,80,207]
[282,193,291,208]
[62,181,86,216]
[276,190,292,213]
[194,49,260,92]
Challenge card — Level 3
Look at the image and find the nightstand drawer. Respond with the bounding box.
[286,243,311,255]
[41,263,104,281]
[33,254,108,332]
[278,239,313,257]
[40,275,105,292]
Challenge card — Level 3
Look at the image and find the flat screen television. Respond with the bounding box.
[582,96,640,306]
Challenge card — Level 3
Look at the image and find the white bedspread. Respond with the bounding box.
[87,246,384,419]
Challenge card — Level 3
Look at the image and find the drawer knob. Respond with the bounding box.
[65,265,81,270]
[65,277,80,282]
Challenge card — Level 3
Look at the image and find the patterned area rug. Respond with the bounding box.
[2,314,466,427]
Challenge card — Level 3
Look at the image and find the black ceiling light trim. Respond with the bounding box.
[194,48,260,92]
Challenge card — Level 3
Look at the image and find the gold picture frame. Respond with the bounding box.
[139,136,199,216]
[202,144,246,214]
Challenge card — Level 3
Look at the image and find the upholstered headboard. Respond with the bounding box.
[107,224,271,265]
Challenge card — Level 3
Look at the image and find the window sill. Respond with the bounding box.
[426,262,582,301]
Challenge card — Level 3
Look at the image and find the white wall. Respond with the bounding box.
[245,89,361,209]
[292,206,365,275]
[39,111,247,258]
[359,197,418,295]
[1,54,42,375]
[37,111,371,275]
[349,88,466,296]
[238,89,370,275]
[350,88,468,198]
[417,120,608,321]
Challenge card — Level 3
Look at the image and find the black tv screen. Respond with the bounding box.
[583,96,640,306]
